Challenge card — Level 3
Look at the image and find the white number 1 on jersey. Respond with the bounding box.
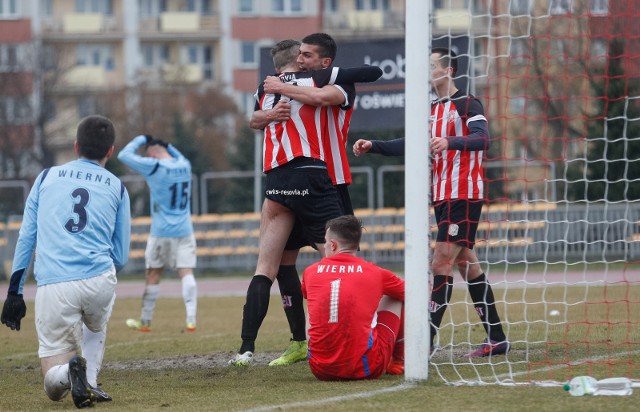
[329,279,341,323]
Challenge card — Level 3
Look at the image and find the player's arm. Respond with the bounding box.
[264,76,346,106]
[382,269,406,302]
[117,135,160,175]
[111,185,131,272]
[331,65,383,84]
[1,173,42,331]
[354,137,405,157]
[447,118,490,151]
[250,100,292,130]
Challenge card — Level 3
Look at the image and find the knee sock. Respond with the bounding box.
[240,275,273,353]
[140,284,160,323]
[429,275,453,346]
[181,274,198,324]
[393,307,405,360]
[43,364,70,401]
[276,265,306,342]
[467,273,506,342]
[81,324,106,387]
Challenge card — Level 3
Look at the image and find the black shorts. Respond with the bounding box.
[433,199,483,249]
[266,157,342,247]
[285,183,353,251]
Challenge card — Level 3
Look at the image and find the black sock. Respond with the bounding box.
[240,275,273,353]
[467,273,506,342]
[276,265,306,341]
[429,275,453,346]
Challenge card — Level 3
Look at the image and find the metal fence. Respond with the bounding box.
[4,202,636,277]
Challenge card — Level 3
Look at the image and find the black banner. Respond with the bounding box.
[258,36,469,132]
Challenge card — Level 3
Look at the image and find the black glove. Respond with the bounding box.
[1,293,26,331]
[143,134,154,144]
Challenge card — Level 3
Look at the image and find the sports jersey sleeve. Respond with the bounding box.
[111,185,131,271]
[370,138,405,156]
[447,96,491,151]
[311,66,383,87]
[8,172,43,295]
[117,135,160,176]
[381,268,405,301]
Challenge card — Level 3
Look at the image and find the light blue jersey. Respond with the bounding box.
[10,159,131,295]
[118,135,193,238]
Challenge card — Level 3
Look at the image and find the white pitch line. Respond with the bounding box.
[242,382,416,412]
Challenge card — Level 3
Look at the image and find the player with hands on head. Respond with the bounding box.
[302,215,405,380]
[1,115,131,408]
[352,47,509,358]
[118,134,198,333]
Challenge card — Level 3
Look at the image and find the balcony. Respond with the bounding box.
[41,14,123,41]
[63,66,107,87]
[323,10,404,38]
[162,64,203,84]
[139,15,221,39]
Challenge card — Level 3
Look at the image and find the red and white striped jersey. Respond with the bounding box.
[255,69,356,185]
[431,91,487,200]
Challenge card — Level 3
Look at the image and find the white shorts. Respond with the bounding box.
[35,268,117,358]
[145,235,197,269]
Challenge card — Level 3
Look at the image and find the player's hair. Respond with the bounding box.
[432,47,458,77]
[76,115,115,160]
[326,215,362,250]
[271,39,301,72]
[301,32,337,60]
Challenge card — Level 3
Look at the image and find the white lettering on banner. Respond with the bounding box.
[354,93,405,110]
[316,264,364,274]
[265,189,309,196]
[363,54,406,80]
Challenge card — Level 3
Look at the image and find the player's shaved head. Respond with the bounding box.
[325,215,362,250]
[76,115,115,160]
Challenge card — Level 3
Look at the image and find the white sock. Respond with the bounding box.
[43,364,70,401]
[181,274,197,324]
[141,284,161,322]
[82,324,106,387]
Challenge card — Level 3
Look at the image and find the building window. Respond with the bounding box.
[240,42,256,65]
[509,39,529,64]
[355,0,389,10]
[272,0,302,14]
[139,0,168,17]
[549,0,572,15]
[180,44,213,80]
[0,0,19,18]
[0,44,23,71]
[76,45,115,70]
[510,96,526,115]
[77,95,97,119]
[510,0,531,15]
[239,0,253,13]
[324,0,338,12]
[142,44,169,67]
[590,39,607,61]
[40,0,53,16]
[590,0,608,14]
[185,0,212,15]
[0,97,31,125]
[75,0,113,15]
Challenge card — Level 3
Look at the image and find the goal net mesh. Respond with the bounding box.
[429,0,640,386]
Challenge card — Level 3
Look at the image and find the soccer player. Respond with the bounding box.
[352,48,510,357]
[302,215,405,380]
[0,115,131,408]
[229,34,381,366]
[118,135,198,332]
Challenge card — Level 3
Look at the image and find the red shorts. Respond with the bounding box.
[310,310,401,381]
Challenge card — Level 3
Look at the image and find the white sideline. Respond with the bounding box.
[243,382,416,412]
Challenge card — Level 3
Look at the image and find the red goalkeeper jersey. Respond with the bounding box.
[302,253,405,379]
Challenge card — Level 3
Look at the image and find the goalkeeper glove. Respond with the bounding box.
[1,293,26,331]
